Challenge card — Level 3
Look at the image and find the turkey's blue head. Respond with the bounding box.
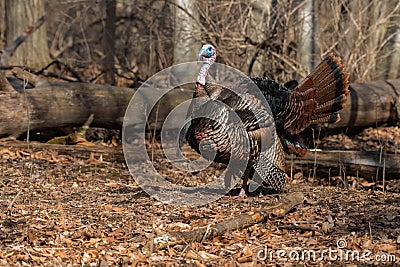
[198,44,216,62]
[197,44,216,85]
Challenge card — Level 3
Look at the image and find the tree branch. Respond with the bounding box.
[154,192,304,247]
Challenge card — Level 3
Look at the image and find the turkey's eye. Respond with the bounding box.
[207,47,212,52]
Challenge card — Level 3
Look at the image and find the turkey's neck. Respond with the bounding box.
[196,57,215,85]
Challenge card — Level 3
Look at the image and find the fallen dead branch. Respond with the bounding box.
[286,149,400,180]
[0,70,191,139]
[154,192,304,248]
[11,67,49,87]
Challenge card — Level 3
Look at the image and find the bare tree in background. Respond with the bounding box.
[247,0,272,76]
[387,16,400,79]
[0,0,5,50]
[102,0,116,85]
[3,0,51,67]
[319,0,400,81]
[0,0,396,85]
[299,0,318,72]
[173,0,199,64]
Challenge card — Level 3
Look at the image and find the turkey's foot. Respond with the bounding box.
[283,139,309,157]
[224,187,246,198]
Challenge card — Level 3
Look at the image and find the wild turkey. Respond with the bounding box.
[181,44,350,196]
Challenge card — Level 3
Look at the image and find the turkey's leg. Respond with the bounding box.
[223,166,253,198]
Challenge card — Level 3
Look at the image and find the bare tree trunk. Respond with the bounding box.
[342,1,358,62]
[388,32,400,79]
[102,0,116,85]
[368,1,388,80]
[298,0,317,72]
[387,13,400,79]
[4,0,51,68]
[173,0,199,64]
[248,0,272,76]
[0,0,5,50]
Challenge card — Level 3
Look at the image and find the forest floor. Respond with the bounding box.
[0,127,399,266]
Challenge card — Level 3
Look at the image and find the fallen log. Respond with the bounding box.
[332,79,400,128]
[0,69,192,138]
[285,149,400,181]
[0,69,399,138]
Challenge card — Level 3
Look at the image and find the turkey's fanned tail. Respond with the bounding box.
[280,53,350,136]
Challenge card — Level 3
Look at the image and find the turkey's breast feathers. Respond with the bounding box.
[187,81,277,165]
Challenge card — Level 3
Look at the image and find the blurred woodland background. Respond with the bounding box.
[0,0,399,88]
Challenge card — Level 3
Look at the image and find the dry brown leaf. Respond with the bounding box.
[0,148,15,156]
[305,239,318,246]
[194,260,207,267]
[111,137,119,147]
[361,181,376,187]
[27,231,37,244]
[77,141,96,147]
[242,244,252,257]
[54,250,67,258]
[103,204,123,212]
[375,243,397,252]
[50,153,60,163]
[185,250,199,260]
[198,251,221,260]
[232,232,247,241]
[104,237,118,243]
[111,207,123,212]
[212,236,223,243]
[76,176,87,182]
[167,246,176,258]
[105,182,119,187]
[63,238,74,246]
[30,255,47,263]
[168,222,191,231]
[86,249,99,257]
[16,149,30,158]
[352,241,362,251]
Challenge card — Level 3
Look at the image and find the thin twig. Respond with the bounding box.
[22,70,31,153]
[8,189,21,209]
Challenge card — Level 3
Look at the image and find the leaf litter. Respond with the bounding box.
[0,139,399,266]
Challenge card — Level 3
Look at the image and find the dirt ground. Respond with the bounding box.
[0,128,399,266]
